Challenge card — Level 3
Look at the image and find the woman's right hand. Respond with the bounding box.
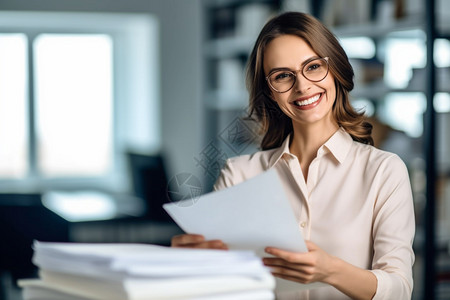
[171,234,228,250]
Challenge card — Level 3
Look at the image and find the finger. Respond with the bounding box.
[272,272,313,284]
[305,240,317,250]
[263,257,291,267]
[172,234,205,245]
[263,257,308,267]
[268,265,314,280]
[263,258,310,273]
[206,240,229,250]
[265,247,309,263]
[171,234,205,246]
[269,263,315,277]
[175,240,228,250]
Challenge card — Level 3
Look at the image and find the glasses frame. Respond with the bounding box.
[265,57,330,93]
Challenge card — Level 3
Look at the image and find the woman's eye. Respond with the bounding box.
[274,72,293,81]
[306,61,326,72]
[307,64,320,71]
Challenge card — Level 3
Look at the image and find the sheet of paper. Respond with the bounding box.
[163,169,307,253]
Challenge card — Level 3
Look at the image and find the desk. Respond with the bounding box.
[0,192,183,300]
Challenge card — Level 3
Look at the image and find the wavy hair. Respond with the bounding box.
[246,12,373,150]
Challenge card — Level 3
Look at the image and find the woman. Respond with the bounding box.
[172,12,415,300]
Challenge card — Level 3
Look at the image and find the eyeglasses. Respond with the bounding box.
[265,57,329,93]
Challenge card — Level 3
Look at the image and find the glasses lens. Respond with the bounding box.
[303,58,328,82]
[268,71,295,93]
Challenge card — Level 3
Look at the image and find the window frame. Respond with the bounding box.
[0,11,160,193]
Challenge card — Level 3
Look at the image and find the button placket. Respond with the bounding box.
[283,155,311,239]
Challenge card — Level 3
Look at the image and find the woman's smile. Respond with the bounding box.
[291,92,323,110]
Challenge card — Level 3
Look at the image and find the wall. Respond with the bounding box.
[0,0,205,184]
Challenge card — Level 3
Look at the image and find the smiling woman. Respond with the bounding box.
[172,12,415,300]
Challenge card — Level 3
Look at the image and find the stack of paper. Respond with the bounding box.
[19,241,275,300]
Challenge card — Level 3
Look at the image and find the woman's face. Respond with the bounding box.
[263,34,337,128]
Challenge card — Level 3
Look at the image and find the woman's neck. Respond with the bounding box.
[289,120,339,181]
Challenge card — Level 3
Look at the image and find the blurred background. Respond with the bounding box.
[0,0,448,299]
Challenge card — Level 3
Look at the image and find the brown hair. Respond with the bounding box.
[246,12,373,149]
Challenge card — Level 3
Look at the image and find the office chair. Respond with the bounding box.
[127,152,173,222]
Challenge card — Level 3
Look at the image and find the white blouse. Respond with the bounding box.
[213,127,415,300]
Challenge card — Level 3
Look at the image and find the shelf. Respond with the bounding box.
[204,19,425,59]
[352,86,450,100]
[205,90,249,110]
[352,67,450,100]
[437,19,450,38]
[204,35,255,59]
[204,17,450,60]
[351,82,425,99]
[332,18,424,38]
[203,0,273,8]
[332,17,450,39]
[203,18,448,59]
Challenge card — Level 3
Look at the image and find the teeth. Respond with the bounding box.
[295,94,321,106]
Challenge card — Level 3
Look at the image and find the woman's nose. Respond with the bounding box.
[293,72,312,93]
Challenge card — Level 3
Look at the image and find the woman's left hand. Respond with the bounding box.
[263,240,336,285]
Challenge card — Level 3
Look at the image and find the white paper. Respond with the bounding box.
[28,241,276,299]
[34,270,275,300]
[163,169,307,253]
[32,241,268,279]
[19,276,275,300]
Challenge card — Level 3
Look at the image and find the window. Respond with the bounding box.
[0,34,28,179]
[0,12,159,192]
[34,34,113,177]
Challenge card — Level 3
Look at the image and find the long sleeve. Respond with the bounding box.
[370,155,415,299]
[213,159,235,191]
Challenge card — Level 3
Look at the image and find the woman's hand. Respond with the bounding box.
[171,234,228,250]
[262,240,336,284]
[263,240,377,300]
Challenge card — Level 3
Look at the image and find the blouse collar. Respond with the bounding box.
[268,127,354,168]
